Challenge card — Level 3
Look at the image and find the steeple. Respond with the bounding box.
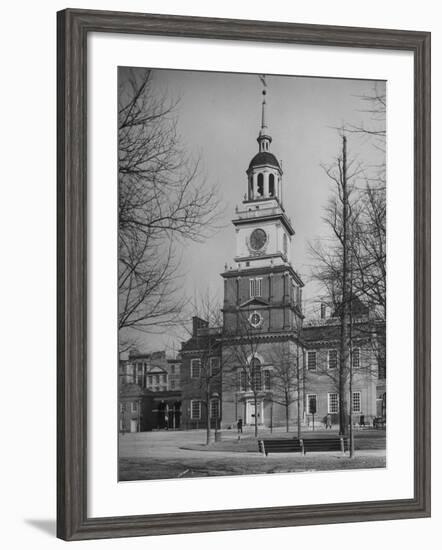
[258,90,272,153]
[246,85,282,202]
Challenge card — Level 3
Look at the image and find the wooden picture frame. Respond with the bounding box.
[57,8,431,541]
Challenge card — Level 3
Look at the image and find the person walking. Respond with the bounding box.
[326,414,332,429]
[237,418,243,434]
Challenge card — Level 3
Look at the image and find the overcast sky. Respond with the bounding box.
[121,68,385,356]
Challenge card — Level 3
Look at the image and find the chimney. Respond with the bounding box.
[192,316,208,336]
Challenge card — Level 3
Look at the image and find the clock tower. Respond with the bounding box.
[220,87,304,428]
[221,89,304,336]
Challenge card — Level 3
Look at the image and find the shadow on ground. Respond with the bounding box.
[24,519,56,536]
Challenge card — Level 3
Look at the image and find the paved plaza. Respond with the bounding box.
[119,428,386,481]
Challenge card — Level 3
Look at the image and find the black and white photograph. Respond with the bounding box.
[117,67,387,481]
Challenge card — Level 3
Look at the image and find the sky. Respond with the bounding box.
[120,68,385,356]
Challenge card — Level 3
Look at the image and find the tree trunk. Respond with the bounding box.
[285,403,289,432]
[205,386,211,445]
[296,345,301,439]
[339,135,350,437]
[254,393,258,438]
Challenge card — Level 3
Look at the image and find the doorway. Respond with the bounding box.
[246,399,263,425]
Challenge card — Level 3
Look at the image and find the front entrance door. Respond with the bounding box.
[130,419,138,433]
[246,399,263,425]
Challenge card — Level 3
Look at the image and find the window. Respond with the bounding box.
[251,358,262,391]
[307,394,317,414]
[352,391,361,413]
[190,358,201,378]
[238,370,246,391]
[307,351,317,371]
[147,375,153,386]
[119,402,123,413]
[210,357,220,376]
[170,365,175,374]
[328,350,338,369]
[154,374,160,384]
[131,401,138,413]
[257,173,264,196]
[191,400,201,420]
[210,399,220,419]
[161,374,167,383]
[328,393,339,414]
[269,173,275,196]
[352,347,360,369]
[249,278,262,298]
[170,380,175,389]
[264,370,271,390]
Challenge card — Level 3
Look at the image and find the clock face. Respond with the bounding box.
[249,228,267,251]
[249,312,262,328]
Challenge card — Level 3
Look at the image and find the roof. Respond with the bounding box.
[248,152,281,171]
[332,295,369,318]
[303,318,384,346]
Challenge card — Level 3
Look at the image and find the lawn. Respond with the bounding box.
[119,453,386,481]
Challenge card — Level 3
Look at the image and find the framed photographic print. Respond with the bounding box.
[57,8,431,541]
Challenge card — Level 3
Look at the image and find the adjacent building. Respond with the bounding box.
[119,351,182,432]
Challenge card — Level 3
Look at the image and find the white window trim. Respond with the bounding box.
[352,391,362,414]
[209,356,220,376]
[327,392,339,414]
[307,394,317,414]
[190,358,201,378]
[327,349,338,369]
[210,398,220,419]
[249,277,262,298]
[352,347,361,369]
[307,350,317,370]
[190,399,201,420]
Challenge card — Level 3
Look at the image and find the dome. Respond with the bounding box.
[248,151,281,171]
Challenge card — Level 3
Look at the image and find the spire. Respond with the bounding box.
[260,90,268,135]
[257,87,272,153]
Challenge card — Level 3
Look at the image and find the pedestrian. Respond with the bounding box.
[326,414,332,429]
[237,418,243,434]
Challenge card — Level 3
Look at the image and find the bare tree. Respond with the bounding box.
[184,293,224,445]
[310,135,362,435]
[223,311,264,438]
[118,67,222,346]
[345,84,387,384]
[268,340,302,434]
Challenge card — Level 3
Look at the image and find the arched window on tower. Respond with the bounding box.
[250,357,262,391]
[269,173,275,196]
[257,173,264,196]
[249,176,253,199]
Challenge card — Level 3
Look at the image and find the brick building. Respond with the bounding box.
[180,317,223,431]
[118,350,182,431]
[179,90,386,431]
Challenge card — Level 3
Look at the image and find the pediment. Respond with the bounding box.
[239,297,268,308]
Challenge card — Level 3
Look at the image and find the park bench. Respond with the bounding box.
[258,439,302,456]
[300,437,348,455]
[258,437,348,456]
